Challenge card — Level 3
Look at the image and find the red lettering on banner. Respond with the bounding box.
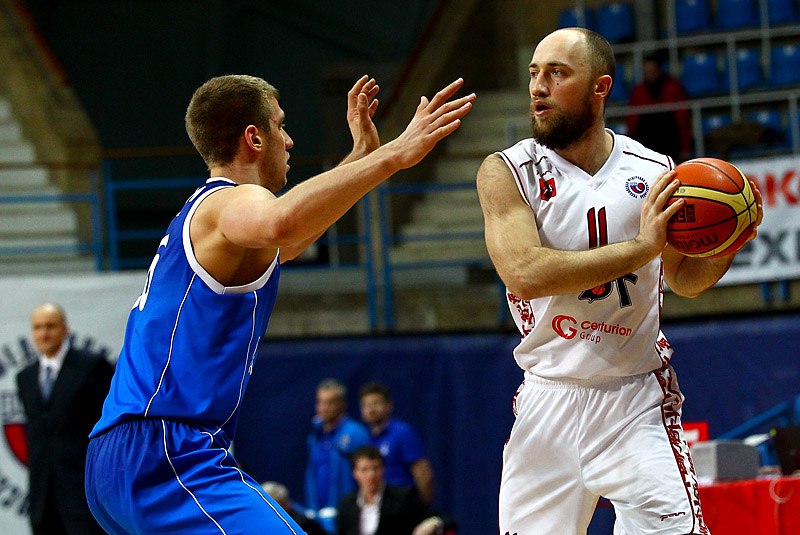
[757,170,799,206]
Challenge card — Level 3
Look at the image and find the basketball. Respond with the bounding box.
[666,157,758,258]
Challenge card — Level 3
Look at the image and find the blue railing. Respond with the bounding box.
[0,165,104,271]
[718,394,800,440]
[377,180,495,328]
[103,164,382,330]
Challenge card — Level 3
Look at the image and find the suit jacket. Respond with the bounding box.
[337,485,433,535]
[16,347,113,529]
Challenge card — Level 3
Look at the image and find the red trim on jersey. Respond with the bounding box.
[623,150,671,170]
[498,151,533,207]
[654,366,710,534]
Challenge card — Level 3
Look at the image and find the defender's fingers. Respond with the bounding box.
[428,101,474,131]
[426,93,476,123]
[348,75,370,101]
[426,78,465,109]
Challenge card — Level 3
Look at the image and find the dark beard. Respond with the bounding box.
[531,103,596,150]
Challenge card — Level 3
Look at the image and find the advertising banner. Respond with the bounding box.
[0,271,143,534]
[721,154,800,285]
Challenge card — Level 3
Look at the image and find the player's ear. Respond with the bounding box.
[245,125,261,149]
[595,74,612,99]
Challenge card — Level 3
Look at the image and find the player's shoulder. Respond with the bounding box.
[614,132,674,171]
[496,138,545,163]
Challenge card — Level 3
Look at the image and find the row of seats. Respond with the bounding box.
[608,107,797,155]
[559,0,800,42]
[676,0,799,33]
[558,2,635,43]
[610,43,800,101]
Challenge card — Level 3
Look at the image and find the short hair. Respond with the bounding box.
[569,27,616,80]
[185,74,279,168]
[359,381,392,401]
[351,445,384,467]
[260,481,289,502]
[317,378,347,400]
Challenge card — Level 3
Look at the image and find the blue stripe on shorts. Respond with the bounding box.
[85,419,305,535]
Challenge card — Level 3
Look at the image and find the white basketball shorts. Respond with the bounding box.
[499,365,710,535]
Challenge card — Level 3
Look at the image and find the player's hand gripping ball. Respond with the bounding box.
[666,157,758,258]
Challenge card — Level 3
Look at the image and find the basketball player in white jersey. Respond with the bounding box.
[477,28,762,534]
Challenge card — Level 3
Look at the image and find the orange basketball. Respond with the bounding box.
[666,158,757,258]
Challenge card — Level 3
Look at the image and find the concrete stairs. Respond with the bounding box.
[389,89,527,269]
[0,97,94,275]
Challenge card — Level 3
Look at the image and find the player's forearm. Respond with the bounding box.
[258,146,403,246]
[664,248,733,297]
[494,238,658,300]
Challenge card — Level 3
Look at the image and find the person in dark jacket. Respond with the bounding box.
[337,445,446,535]
[16,303,113,535]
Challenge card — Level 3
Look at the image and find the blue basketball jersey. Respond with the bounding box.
[91,177,280,445]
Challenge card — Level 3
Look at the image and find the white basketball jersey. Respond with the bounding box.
[498,131,675,380]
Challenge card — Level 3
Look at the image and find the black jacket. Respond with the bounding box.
[16,347,113,531]
[337,485,434,535]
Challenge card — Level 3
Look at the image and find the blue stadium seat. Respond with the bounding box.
[731,48,763,91]
[609,63,629,102]
[716,0,758,29]
[702,112,732,136]
[681,51,722,96]
[597,2,635,43]
[770,43,800,86]
[745,109,788,146]
[675,0,711,34]
[702,112,732,156]
[558,6,596,30]
[768,0,798,25]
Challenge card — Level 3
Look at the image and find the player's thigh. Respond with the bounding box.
[596,371,708,535]
[499,380,597,534]
[87,420,304,535]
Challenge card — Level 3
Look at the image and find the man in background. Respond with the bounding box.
[359,381,435,504]
[626,53,692,162]
[306,378,371,532]
[16,303,113,535]
[337,446,446,535]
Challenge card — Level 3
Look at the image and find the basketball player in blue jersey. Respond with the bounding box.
[84,74,474,534]
[477,28,763,534]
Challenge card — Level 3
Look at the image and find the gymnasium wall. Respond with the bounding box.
[236,314,800,535]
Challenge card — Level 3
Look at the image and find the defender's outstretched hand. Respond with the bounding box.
[346,75,381,158]
[386,78,476,169]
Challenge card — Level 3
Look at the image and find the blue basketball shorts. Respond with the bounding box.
[85,418,305,535]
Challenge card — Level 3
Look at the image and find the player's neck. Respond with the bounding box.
[555,126,613,176]
[208,161,259,185]
[370,418,389,436]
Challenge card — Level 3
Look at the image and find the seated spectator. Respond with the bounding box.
[261,481,328,535]
[360,381,435,504]
[306,378,371,532]
[626,53,692,162]
[337,446,452,535]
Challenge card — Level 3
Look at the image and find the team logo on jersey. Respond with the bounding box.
[625,176,649,199]
[539,177,556,201]
[551,314,633,345]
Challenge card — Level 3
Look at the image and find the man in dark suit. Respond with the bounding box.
[337,445,447,535]
[16,303,113,535]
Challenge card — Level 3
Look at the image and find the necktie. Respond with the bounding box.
[42,366,54,400]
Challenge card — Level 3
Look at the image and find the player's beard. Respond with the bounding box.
[531,97,596,150]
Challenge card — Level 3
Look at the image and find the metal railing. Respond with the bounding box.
[0,162,104,271]
[102,159,381,330]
